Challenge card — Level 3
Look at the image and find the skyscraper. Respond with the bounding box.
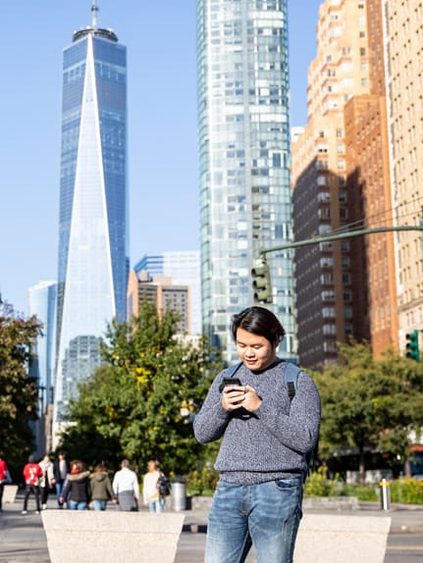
[133,251,201,335]
[28,281,57,454]
[292,0,372,368]
[197,0,296,361]
[55,2,128,425]
[383,0,423,347]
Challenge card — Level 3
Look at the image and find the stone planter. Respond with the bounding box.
[295,514,391,563]
[3,485,18,504]
[42,511,185,563]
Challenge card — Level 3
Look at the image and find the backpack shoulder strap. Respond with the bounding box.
[283,362,302,402]
[225,362,243,378]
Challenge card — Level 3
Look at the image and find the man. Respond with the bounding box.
[22,455,43,514]
[0,454,11,512]
[53,452,70,508]
[194,306,321,563]
[112,459,139,511]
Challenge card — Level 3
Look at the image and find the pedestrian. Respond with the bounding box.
[90,462,114,511]
[38,454,54,510]
[112,459,139,511]
[60,460,91,510]
[142,460,167,513]
[53,452,70,508]
[0,454,12,513]
[22,455,43,514]
[194,306,321,563]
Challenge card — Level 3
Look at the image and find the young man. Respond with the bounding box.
[22,455,43,514]
[53,452,70,508]
[194,306,321,563]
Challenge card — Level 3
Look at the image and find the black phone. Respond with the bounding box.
[219,377,242,392]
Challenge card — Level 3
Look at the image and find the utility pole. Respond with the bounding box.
[252,225,423,304]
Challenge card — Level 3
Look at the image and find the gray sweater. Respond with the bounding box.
[193,361,321,485]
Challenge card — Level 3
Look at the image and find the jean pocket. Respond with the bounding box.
[274,477,302,491]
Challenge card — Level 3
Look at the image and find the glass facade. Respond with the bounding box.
[197,0,296,360]
[55,25,128,423]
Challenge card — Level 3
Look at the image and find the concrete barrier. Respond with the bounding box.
[42,511,185,563]
[303,496,359,511]
[295,514,391,563]
[3,485,18,504]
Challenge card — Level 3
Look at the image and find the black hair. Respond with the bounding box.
[231,306,285,348]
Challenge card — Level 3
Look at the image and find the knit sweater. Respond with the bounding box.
[193,361,321,484]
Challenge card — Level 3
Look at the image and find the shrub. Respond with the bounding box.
[390,478,423,505]
[186,465,219,496]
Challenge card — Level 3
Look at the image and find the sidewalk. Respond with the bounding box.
[0,500,421,562]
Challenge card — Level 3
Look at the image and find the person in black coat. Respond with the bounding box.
[60,460,91,510]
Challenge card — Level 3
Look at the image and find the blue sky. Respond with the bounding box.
[0,1,321,313]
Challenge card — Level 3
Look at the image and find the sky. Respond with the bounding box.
[0,0,322,314]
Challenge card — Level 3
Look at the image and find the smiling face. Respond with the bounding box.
[236,327,277,372]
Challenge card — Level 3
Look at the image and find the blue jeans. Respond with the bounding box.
[148,498,164,513]
[205,477,303,563]
[55,481,65,507]
[92,500,107,511]
[68,500,88,510]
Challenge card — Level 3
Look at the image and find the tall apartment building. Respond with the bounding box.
[197,0,296,361]
[383,0,423,346]
[344,0,398,356]
[127,271,190,334]
[292,0,371,368]
[134,251,201,335]
[55,3,128,427]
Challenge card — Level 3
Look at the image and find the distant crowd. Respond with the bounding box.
[0,453,170,514]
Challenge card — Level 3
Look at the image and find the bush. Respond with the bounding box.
[186,465,219,496]
[391,478,423,504]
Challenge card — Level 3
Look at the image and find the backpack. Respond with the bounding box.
[157,473,171,497]
[224,361,318,474]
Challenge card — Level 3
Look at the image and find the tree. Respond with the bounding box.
[59,304,223,474]
[315,343,423,481]
[0,298,42,472]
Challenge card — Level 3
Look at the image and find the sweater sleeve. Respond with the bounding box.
[193,371,231,444]
[254,372,321,454]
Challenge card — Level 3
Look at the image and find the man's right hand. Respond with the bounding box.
[221,385,246,411]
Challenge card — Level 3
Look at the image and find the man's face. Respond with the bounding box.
[236,327,276,372]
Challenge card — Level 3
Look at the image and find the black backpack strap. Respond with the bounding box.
[224,362,243,379]
[283,362,301,402]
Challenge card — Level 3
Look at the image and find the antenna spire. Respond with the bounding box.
[91,0,99,28]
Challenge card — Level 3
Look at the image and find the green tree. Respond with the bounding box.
[0,299,42,472]
[59,303,223,474]
[315,343,423,481]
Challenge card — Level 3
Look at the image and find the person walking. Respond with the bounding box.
[22,455,43,514]
[38,454,54,510]
[90,463,114,511]
[53,452,70,508]
[112,459,139,511]
[194,306,321,563]
[0,455,11,512]
[60,460,91,510]
[143,460,165,513]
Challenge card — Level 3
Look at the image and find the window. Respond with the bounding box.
[360,47,366,56]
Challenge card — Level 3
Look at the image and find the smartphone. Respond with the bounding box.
[219,377,242,393]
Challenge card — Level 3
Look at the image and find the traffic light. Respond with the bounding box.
[251,258,273,304]
[405,330,420,362]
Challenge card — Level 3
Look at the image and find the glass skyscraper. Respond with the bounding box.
[197,0,296,360]
[55,4,128,425]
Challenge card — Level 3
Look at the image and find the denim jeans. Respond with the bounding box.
[92,499,107,511]
[148,498,164,513]
[205,477,303,563]
[68,500,88,510]
[55,481,65,507]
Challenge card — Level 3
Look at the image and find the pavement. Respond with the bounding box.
[0,498,422,562]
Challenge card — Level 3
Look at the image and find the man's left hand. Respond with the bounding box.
[241,385,262,412]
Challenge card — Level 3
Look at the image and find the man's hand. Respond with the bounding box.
[221,385,246,411]
[221,385,262,412]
